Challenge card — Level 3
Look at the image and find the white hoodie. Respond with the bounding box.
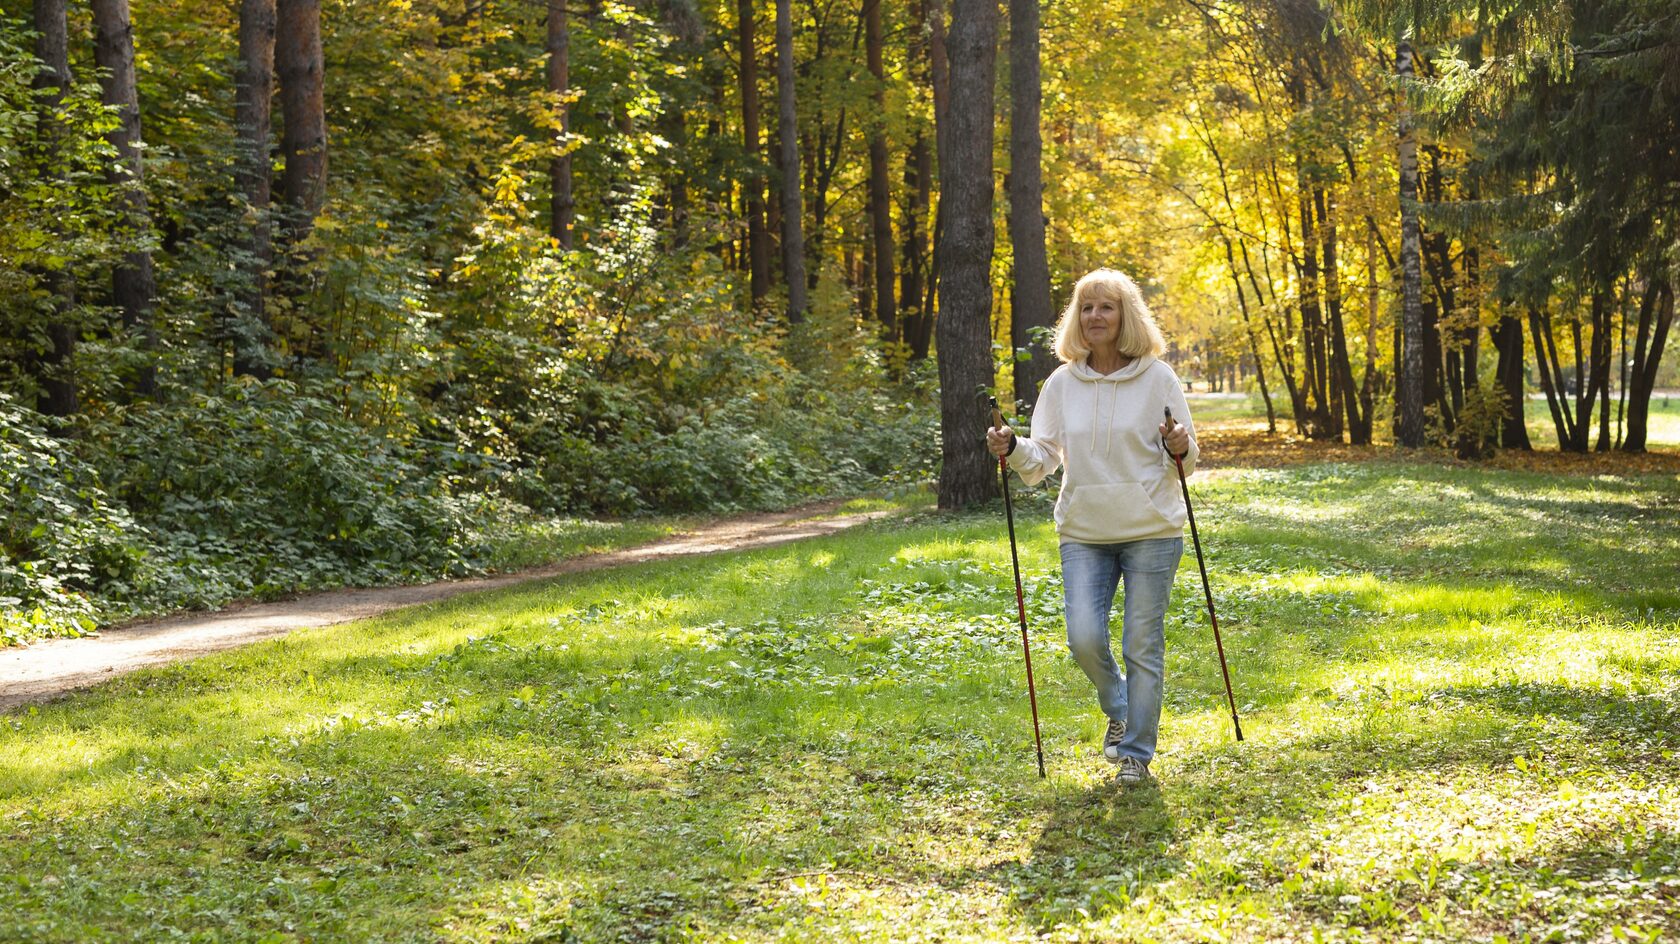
[1006,355,1199,544]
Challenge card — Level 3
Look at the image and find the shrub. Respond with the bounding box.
[0,395,144,645]
[88,381,510,611]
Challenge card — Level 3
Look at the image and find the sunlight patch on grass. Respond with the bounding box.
[1376,582,1527,620]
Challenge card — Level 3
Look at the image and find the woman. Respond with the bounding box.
[986,268,1197,786]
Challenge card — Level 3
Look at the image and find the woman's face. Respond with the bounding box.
[1079,294,1122,352]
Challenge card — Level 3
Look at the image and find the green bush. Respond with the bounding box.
[0,395,144,645]
[434,195,940,516]
[504,370,937,516]
[88,381,514,612]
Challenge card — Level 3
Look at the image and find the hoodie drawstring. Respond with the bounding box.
[1081,356,1155,458]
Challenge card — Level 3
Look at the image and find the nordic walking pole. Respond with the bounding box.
[991,396,1047,778]
[1164,406,1244,742]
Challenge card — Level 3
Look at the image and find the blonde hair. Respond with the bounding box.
[1051,268,1167,364]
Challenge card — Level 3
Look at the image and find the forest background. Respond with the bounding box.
[1,0,1676,647]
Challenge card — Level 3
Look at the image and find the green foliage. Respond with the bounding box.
[437,181,938,516]
[526,370,938,515]
[0,14,127,403]
[1452,379,1507,459]
[0,395,142,646]
[1,379,581,645]
[89,381,512,611]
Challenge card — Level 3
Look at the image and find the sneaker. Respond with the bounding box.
[1102,717,1127,764]
[1115,755,1152,786]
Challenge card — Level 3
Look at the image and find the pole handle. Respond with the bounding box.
[1162,404,1189,460]
[1162,405,1182,459]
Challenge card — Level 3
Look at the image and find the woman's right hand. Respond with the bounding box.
[986,425,1015,458]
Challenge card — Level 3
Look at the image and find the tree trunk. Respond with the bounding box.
[1296,177,1332,438]
[1490,309,1532,449]
[1236,176,1304,434]
[1453,243,1485,458]
[1569,314,1590,452]
[1319,188,1363,443]
[1530,306,1575,448]
[1007,0,1052,412]
[737,0,770,305]
[1422,154,1456,431]
[1221,236,1276,434]
[657,7,700,249]
[1395,38,1426,448]
[234,0,276,378]
[1623,277,1674,453]
[1593,288,1614,451]
[808,107,848,296]
[1617,276,1630,448]
[860,231,875,325]
[92,0,158,398]
[865,0,896,341]
[935,0,996,508]
[1198,119,1276,433]
[805,127,823,293]
[774,0,807,323]
[548,0,574,247]
[928,0,949,164]
[906,0,945,363]
[923,0,948,362]
[901,132,933,360]
[898,0,931,361]
[277,0,327,267]
[1358,225,1378,443]
[31,0,77,417]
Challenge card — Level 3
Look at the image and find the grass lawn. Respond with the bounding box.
[1522,394,1680,452]
[480,516,692,573]
[3,460,1678,942]
[1184,390,1680,452]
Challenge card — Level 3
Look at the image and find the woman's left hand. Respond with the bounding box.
[1159,420,1190,457]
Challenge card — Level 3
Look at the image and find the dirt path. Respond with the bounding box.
[0,500,897,712]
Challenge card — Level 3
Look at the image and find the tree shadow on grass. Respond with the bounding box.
[1431,680,1680,755]
[935,778,1180,935]
[1202,465,1680,610]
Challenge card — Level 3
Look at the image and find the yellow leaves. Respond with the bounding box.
[491,165,528,208]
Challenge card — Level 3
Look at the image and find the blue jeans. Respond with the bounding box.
[1059,536,1184,764]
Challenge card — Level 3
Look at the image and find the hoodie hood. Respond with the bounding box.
[1067,354,1157,383]
[1068,355,1157,455]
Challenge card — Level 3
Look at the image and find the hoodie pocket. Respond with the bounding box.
[1059,482,1174,542]
[1143,473,1188,529]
